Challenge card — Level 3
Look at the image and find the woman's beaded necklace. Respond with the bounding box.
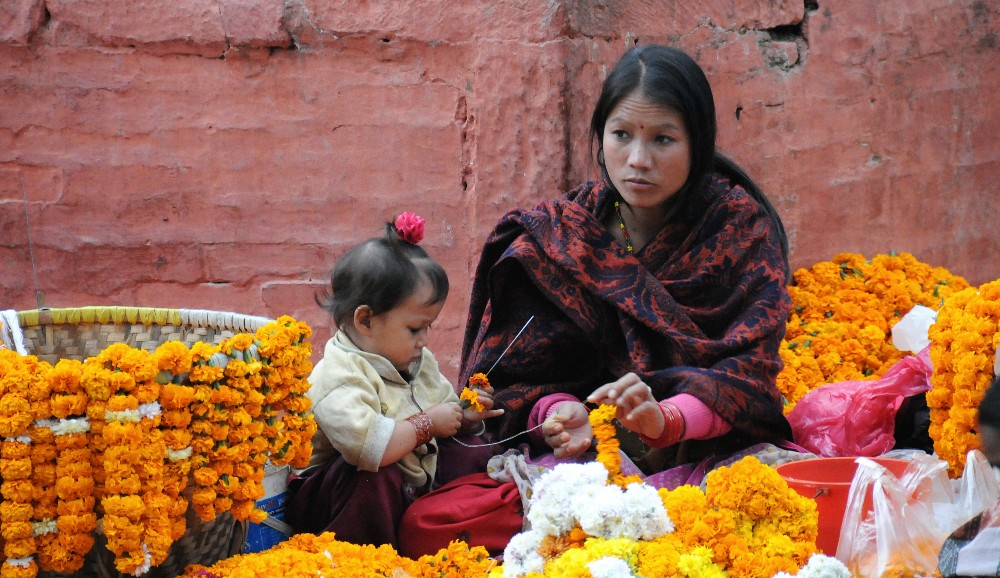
[614,200,634,254]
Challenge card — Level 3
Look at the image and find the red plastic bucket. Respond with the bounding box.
[776,457,910,556]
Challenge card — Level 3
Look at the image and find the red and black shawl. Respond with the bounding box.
[460,176,793,451]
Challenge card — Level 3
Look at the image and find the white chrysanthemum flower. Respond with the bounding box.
[621,482,673,540]
[527,462,608,535]
[51,417,90,436]
[105,408,141,423]
[32,519,57,536]
[166,446,193,461]
[138,401,162,419]
[774,554,850,578]
[502,529,546,578]
[588,556,636,578]
[574,483,629,538]
[130,543,152,576]
[574,479,671,541]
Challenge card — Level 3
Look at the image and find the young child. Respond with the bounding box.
[285,212,501,548]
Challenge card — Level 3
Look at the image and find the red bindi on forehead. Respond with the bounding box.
[640,124,645,129]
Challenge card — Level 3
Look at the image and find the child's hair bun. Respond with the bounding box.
[394,212,425,245]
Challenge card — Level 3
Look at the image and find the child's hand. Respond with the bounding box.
[461,385,504,423]
[426,402,463,437]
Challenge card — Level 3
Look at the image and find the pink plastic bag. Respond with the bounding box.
[787,347,933,457]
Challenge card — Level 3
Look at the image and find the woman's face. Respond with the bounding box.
[602,91,692,211]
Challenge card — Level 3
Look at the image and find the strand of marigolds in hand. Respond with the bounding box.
[588,403,642,488]
[451,372,548,448]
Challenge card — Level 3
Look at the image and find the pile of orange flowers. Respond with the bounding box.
[927,279,1000,477]
[178,532,494,577]
[778,252,969,411]
[658,456,820,578]
[0,315,316,577]
[482,404,822,578]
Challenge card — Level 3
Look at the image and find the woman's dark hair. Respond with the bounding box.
[317,222,449,328]
[980,373,1000,432]
[589,44,789,272]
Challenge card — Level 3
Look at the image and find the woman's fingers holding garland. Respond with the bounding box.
[588,372,654,414]
[588,372,663,439]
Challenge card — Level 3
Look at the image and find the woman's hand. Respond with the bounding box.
[426,402,464,437]
[587,372,665,440]
[541,401,593,458]
[461,384,504,424]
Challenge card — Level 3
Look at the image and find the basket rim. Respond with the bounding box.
[16,306,275,333]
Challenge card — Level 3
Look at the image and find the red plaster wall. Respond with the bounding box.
[2,0,998,379]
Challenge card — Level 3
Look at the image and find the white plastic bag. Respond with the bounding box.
[891,304,938,354]
[837,451,1000,578]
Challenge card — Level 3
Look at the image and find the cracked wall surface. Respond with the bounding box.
[1,0,998,375]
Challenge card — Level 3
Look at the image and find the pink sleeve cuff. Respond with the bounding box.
[670,393,730,440]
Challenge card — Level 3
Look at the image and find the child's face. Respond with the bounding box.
[364,279,444,373]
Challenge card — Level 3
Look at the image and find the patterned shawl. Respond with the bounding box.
[460,176,793,450]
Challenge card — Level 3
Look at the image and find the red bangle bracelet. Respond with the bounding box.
[405,412,434,446]
[661,401,686,445]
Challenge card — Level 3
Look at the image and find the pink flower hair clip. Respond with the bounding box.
[394,212,425,245]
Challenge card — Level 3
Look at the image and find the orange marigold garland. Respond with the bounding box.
[154,341,196,542]
[96,343,166,574]
[47,359,96,574]
[0,350,49,578]
[588,403,642,488]
[0,315,317,573]
[27,410,58,573]
[79,359,114,515]
[927,278,1000,477]
[256,316,315,469]
[188,341,225,522]
[218,336,266,523]
[779,252,969,411]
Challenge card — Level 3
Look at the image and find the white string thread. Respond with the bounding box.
[450,422,544,448]
[484,315,534,376]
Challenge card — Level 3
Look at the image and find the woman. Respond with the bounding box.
[399,43,797,556]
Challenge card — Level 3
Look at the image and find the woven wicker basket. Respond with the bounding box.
[5,306,274,578]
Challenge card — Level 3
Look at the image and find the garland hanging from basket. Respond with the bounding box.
[0,315,316,577]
